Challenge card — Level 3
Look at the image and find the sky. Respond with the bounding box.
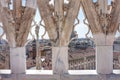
[30,0,119,39]
[0,0,120,40]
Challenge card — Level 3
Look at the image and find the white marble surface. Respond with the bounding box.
[52,47,68,74]
[10,47,26,74]
[1,70,120,75]
[0,70,11,74]
[96,46,113,74]
[26,70,53,75]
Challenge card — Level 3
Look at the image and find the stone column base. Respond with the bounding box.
[52,47,68,74]
[10,47,26,74]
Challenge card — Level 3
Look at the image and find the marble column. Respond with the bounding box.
[52,47,68,74]
[10,47,26,74]
[93,33,114,74]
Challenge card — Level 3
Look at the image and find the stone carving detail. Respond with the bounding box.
[0,0,36,47]
[37,0,81,46]
[83,18,91,38]
[92,0,119,35]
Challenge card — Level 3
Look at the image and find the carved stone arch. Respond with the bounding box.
[37,0,81,46]
[71,7,93,39]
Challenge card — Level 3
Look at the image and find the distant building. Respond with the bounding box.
[0,39,9,52]
[69,38,94,51]
[113,37,120,52]
[0,39,10,69]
